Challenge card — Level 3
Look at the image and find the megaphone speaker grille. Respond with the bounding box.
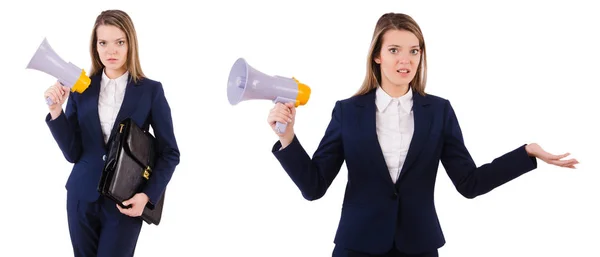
[227,58,248,105]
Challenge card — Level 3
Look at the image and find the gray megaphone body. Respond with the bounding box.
[26,37,91,105]
[227,58,311,134]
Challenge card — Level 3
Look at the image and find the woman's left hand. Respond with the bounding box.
[525,143,579,169]
[117,193,149,217]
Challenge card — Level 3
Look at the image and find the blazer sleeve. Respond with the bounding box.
[272,100,345,201]
[143,82,181,208]
[45,93,82,163]
[440,100,537,199]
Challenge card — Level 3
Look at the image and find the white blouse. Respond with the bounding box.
[98,70,129,144]
[375,86,415,183]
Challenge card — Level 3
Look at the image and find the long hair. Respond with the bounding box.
[354,13,427,96]
[89,10,145,83]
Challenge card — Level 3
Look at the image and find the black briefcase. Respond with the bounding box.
[98,118,166,225]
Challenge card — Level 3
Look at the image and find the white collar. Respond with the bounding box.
[375,86,413,113]
[101,69,130,85]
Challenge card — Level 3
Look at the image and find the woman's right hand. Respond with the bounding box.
[44,81,70,119]
[268,102,296,148]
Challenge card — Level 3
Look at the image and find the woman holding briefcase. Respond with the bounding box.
[44,9,180,257]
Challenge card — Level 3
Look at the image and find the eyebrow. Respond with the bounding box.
[98,37,126,41]
[387,44,420,48]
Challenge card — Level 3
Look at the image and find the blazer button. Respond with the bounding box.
[102,155,106,161]
[391,192,398,200]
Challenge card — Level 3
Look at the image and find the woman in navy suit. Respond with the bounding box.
[267,13,578,257]
[43,10,180,257]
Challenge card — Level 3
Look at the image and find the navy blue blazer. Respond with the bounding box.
[272,88,537,254]
[46,73,180,208]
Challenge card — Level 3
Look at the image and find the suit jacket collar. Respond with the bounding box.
[86,71,144,150]
[354,87,433,186]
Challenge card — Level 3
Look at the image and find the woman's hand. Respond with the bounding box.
[267,102,296,149]
[44,81,70,120]
[117,193,150,217]
[525,143,579,168]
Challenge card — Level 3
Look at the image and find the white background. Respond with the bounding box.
[0,0,598,256]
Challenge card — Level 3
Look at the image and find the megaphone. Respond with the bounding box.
[227,58,311,134]
[26,37,91,105]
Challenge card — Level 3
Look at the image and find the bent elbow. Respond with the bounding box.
[456,183,482,199]
[457,184,495,199]
[170,152,181,166]
[162,147,181,166]
[64,153,81,164]
[301,187,327,201]
[460,191,479,199]
[64,148,82,163]
[302,193,324,201]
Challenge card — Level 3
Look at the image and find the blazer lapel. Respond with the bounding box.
[85,74,106,148]
[396,92,433,183]
[355,90,396,188]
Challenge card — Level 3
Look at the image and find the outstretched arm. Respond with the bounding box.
[441,100,538,199]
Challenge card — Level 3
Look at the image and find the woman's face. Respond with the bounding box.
[374,29,421,88]
[96,24,128,76]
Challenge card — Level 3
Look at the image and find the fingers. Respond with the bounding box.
[275,104,291,117]
[62,86,70,98]
[283,102,297,116]
[45,84,67,105]
[117,205,136,217]
[284,102,295,109]
[547,152,570,160]
[277,102,293,113]
[116,204,132,216]
[268,113,292,130]
[45,87,57,102]
[44,82,70,105]
[44,90,58,105]
[268,103,294,124]
[546,158,579,168]
[269,113,290,124]
[116,202,142,217]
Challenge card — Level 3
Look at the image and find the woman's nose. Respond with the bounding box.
[398,57,409,64]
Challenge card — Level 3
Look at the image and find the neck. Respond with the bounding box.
[104,68,127,79]
[381,82,409,98]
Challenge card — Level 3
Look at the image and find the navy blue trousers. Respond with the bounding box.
[66,193,143,257]
[333,245,439,257]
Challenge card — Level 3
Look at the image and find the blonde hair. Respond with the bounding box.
[89,9,145,83]
[354,13,427,96]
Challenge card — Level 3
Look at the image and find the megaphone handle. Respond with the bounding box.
[273,96,296,134]
[45,96,54,105]
[275,121,288,134]
[45,81,66,106]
